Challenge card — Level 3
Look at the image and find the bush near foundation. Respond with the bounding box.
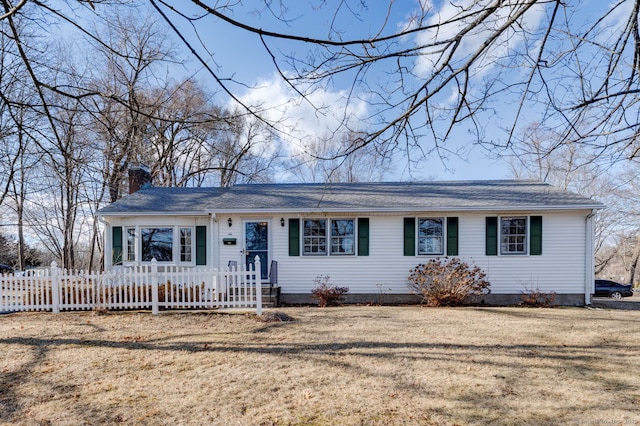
[408,258,490,306]
[520,288,556,307]
[311,275,349,307]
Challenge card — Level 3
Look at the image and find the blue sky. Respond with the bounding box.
[156,0,613,182]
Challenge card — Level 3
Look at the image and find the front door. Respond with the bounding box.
[244,221,269,280]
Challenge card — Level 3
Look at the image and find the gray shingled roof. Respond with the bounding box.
[97,180,603,216]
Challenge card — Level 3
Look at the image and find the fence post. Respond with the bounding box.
[151,258,159,315]
[254,256,262,315]
[51,261,60,313]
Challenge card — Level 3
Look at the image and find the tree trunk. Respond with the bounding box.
[627,236,640,285]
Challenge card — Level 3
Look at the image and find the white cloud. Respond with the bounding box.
[412,0,546,79]
[235,74,370,155]
[595,0,634,43]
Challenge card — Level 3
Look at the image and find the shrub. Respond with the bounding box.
[310,275,349,307]
[407,258,490,306]
[520,288,556,307]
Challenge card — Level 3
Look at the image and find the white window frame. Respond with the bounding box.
[179,227,194,263]
[500,216,528,255]
[417,217,444,256]
[330,218,355,255]
[125,227,136,263]
[302,218,358,256]
[303,219,327,255]
[119,226,199,265]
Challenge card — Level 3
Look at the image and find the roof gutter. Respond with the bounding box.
[208,204,605,214]
[98,210,211,217]
[98,203,605,217]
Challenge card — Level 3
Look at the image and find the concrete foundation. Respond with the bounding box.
[279,293,587,306]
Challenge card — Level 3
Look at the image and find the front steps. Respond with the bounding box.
[261,285,281,307]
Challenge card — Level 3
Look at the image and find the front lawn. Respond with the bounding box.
[1,306,638,425]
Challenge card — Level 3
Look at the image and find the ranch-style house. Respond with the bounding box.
[97,170,604,306]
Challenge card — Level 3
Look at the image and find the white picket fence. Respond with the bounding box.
[0,257,262,315]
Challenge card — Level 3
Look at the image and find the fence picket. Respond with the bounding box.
[0,259,263,314]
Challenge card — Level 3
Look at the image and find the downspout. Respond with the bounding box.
[585,210,596,305]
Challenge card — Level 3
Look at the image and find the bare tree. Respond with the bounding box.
[288,130,390,183]
[212,112,278,187]
[145,80,213,187]
[5,1,640,272]
[3,1,640,168]
[28,90,94,270]
[139,1,640,167]
[8,123,41,271]
[142,80,264,188]
[506,122,636,276]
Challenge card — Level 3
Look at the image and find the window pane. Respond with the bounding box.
[126,228,136,262]
[180,228,192,262]
[331,219,355,254]
[418,218,443,255]
[500,217,527,255]
[141,228,173,261]
[246,222,268,251]
[303,219,327,255]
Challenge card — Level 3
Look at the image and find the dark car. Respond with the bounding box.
[594,279,634,299]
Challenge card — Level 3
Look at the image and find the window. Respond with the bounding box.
[113,225,207,265]
[405,217,458,257]
[141,227,173,261]
[126,227,136,262]
[303,219,327,255]
[301,218,358,256]
[290,218,369,257]
[500,217,527,255]
[180,228,193,262]
[331,219,355,255]
[418,218,444,255]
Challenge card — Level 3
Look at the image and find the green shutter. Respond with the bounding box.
[358,218,369,256]
[196,226,207,265]
[486,217,498,256]
[404,218,415,256]
[289,218,300,256]
[530,216,542,256]
[112,226,123,265]
[446,217,459,256]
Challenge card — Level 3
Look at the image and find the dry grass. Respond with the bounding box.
[1,306,639,425]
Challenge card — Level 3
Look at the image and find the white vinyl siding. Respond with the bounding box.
[105,211,591,298]
[473,213,586,294]
[273,211,589,296]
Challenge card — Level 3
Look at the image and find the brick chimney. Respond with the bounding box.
[128,163,152,194]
